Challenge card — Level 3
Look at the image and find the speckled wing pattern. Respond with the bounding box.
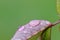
[11,20,51,40]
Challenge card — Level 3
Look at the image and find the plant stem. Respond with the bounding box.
[52,20,60,27]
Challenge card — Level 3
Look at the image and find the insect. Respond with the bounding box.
[11,20,53,40]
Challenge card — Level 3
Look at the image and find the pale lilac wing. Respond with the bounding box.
[11,20,51,40]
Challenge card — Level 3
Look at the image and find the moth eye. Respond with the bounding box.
[29,20,40,26]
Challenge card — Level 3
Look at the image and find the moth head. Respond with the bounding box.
[40,20,52,27]
[29,20,52,31]
[29,20,52,27]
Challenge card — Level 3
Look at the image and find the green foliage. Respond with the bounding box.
[41,28,51,40]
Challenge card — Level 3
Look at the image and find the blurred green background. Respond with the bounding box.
[0,0,60,40]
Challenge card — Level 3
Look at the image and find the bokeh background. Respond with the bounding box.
[0,0,60,40]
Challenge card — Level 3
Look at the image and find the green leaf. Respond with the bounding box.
[41,28,51,40]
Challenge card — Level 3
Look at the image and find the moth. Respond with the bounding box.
[11,20,53,40]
